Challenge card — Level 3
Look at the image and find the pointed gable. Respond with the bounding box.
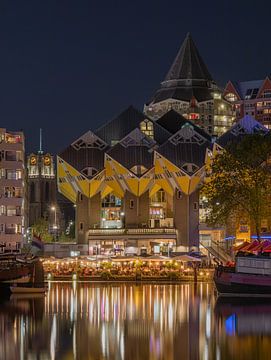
[223,81,241,100]
[257,77,271,98]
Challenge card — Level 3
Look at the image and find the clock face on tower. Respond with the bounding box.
[30,156,37,165]
[44,156,51,166]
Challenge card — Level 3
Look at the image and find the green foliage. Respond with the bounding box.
[31,218,53,242]
[202,133,271,240]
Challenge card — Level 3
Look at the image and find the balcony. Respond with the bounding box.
[88,227,177,241]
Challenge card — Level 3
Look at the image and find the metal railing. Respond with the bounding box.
[88,228,177,235]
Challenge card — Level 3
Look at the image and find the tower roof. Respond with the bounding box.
[147,33,216,105]
[164,33,213,83]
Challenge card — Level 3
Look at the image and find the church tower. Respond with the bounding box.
[27,129,57,228]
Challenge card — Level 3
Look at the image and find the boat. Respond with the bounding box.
[10,286,46,294]
[0,257,33,285]
[10,259,46,295]
[214,253,271,297]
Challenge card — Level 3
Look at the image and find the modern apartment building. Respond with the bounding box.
[144,33,235,137]
[224,77,271,129]
[0,128,25,252]
[57,106,212,255]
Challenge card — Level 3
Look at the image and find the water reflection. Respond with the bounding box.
[0,283,270,359]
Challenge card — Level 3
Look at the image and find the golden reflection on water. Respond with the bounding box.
[0,282,271,359]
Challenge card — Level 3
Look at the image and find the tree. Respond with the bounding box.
[31,218,53,242]
[202,133,271,241]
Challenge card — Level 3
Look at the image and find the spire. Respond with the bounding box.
[163,33,213,83]
[38,128,43,154]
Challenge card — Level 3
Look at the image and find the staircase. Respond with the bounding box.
[200,241,233,264]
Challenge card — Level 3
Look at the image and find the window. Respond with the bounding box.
[6,170,22,180]
[130,165,148,176]
[181,163,199,175]
[30,183,35,202]
[82,167,98,178]
[79,193,83,202]
[225,93,237,102]
[140,120,154,139]
[79,222,84,231]
[5,134,22,144]
[176,190,182,200]
[263,90,271,99]
[129,200,134,209]
[193,202,198,211]
[6,206,20,216]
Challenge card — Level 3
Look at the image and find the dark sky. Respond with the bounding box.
[1,0,270,154]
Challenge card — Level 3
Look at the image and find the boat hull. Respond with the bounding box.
[10,286,46,294]
[214,267,271,297]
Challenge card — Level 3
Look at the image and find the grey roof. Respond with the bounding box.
[95,106,147,144]
[157,122,212,173]
[59,146,105,175]
[156,110,212,140]
[216,115,268,148]
[147,33,216,104]
[164,33,213,82]
[107,128,155,174]
[231,79,263,100]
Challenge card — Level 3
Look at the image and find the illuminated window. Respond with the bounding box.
[140,120,154,139]
[225,93,237,102]
[188,113,199,120]
[213,92,222,99]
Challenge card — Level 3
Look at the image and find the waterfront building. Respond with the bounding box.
[0,128,25,252]
[144,33,235,137]
[27,130,58,233]
[57,106,212,254]
[223,76,271,129]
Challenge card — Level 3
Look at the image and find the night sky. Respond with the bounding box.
[1,0,270,154]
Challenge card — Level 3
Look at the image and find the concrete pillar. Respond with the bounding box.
[173,189,199,250]
[76,192,101,244]
[123,190,149,228]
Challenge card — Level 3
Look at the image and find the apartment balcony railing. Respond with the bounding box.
[4,229,16,234]
[88,228,177,236]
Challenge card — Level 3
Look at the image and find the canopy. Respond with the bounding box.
[236,240,271,253]
[234,241,250,251]
[143,255,169,261]
[172,255,201,262]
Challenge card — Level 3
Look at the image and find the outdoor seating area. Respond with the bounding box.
[42,255,213,282]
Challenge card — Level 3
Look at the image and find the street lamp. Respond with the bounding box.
[51,206,57,241]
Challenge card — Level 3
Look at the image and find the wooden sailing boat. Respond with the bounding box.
[10,259,46,294]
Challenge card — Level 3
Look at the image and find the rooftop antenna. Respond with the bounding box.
[38,128,43,154]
